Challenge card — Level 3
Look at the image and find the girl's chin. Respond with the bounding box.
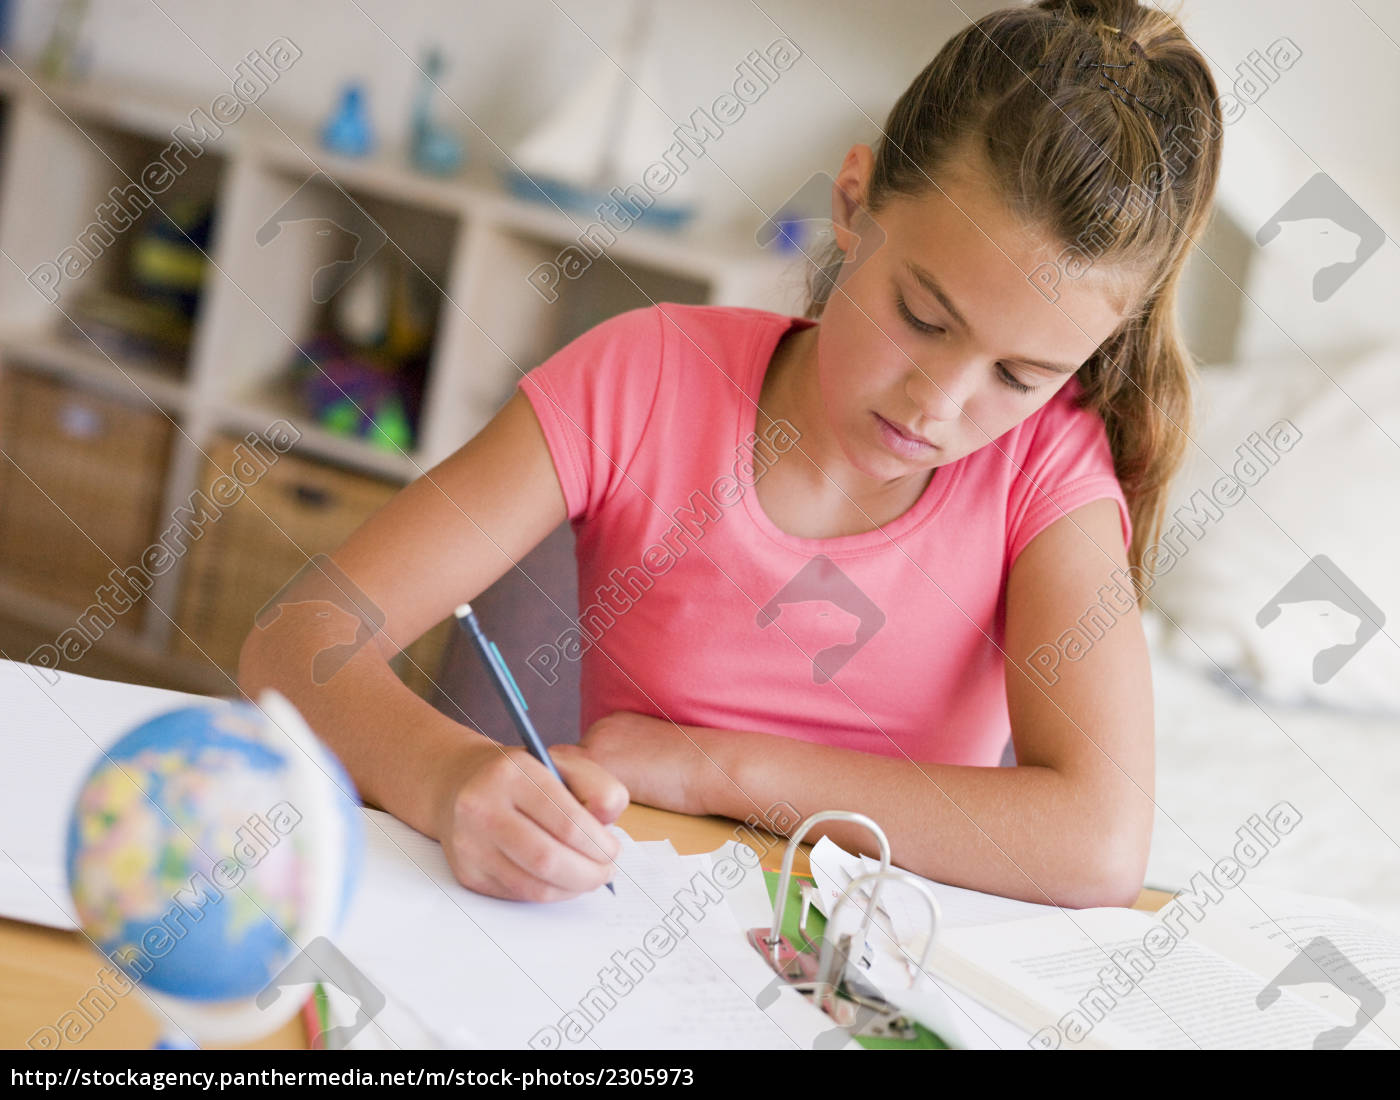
[841,435,937,483]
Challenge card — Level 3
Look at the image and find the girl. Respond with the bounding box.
[240,0,1223,908]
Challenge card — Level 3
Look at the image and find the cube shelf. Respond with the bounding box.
[0,60,807,697]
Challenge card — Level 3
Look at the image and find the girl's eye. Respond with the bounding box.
[997,364,1033,394]
[895,293,944,335]
[898,292,1036,395]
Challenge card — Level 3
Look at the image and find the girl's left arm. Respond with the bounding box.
[580,498,1155,909]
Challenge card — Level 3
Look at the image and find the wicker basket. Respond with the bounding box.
[0,369,172,630]
[173,433,450,698]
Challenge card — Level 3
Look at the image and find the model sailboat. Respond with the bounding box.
[503,2,699,230]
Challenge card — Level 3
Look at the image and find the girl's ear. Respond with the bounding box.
[830,144,875,253]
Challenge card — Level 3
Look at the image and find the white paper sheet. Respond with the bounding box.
[0,660,222,929]
[339,810,848,1049]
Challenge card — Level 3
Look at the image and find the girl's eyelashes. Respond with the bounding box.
[996,364,1033,394]
[895,292,944,335]
[895,292,1036,394]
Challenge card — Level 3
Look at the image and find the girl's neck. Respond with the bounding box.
[756,319,935,536]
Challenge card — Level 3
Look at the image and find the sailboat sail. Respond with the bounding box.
[506,2,698,223]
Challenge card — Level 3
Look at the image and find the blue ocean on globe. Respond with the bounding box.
[64,699,363,1002]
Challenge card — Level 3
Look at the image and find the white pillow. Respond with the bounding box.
[1147,343,1400,714]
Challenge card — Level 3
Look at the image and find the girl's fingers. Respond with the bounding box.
[506,760,622,868]
[472,860,577,906]
[492,808,616,895]
[518,774,620,867]
[553,745,630,825]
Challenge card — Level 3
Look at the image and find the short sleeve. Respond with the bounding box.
[1004,388,1133,566]
[516,305,665,524]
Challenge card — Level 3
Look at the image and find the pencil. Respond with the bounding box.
[301,988,323,1049]
[453,603,616,895]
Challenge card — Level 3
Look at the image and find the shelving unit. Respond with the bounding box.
[0,61,808,697]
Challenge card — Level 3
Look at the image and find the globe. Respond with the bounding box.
[64,690,364,1045]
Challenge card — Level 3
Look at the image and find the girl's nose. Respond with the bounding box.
[906,360,976,423]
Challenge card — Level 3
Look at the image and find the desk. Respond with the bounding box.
[0,803,1172,1050]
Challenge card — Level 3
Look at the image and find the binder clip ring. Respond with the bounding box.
[752,810,891,967]
[748,811,906,1037]
[815,869,942,1000]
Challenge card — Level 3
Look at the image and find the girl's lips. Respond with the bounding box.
[874,412,937,458]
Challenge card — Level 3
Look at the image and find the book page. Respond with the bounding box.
[1184,884,1400,1047]
[938,906,1397,1049]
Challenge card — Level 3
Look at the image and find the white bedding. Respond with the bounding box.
[1143,611,1400,930]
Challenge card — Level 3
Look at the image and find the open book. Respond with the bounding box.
[805,837,1400,1050]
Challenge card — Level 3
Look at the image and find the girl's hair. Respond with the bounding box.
[804,0,1223,599]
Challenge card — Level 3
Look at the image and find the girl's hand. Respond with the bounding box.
[580,711,720,817]
[432,740,629,902]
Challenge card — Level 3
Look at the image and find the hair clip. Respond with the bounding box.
[1099,81,1133,108]
[1097,80,1170,122]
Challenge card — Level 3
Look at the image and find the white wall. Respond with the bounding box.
[1170,0,1400,365]
[9,0,1398,365]
[4,0,1001,231]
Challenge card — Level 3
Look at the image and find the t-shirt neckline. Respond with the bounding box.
[738,311,964,555]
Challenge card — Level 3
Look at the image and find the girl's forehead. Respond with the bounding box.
[878,155,1150,301]
[881,193,1132,353]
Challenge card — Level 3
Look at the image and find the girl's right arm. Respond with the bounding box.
[237,391,628,902]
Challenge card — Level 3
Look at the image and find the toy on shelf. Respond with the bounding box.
[292,251,435,453]
[295,333,422,453]
[321,82,374,158]
[130,196,215,320]
[65,197,215,368]
[503,0,697,231]
[410,49,464,176]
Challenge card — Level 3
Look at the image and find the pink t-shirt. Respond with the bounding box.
[518,302,1130,766]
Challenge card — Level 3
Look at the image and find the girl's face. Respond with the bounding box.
[816,144,1134,481]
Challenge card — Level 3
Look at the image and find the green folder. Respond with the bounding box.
[762,870,947,1050]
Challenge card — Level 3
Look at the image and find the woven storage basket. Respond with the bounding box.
[0,369,172,631]
[173,433,450,698]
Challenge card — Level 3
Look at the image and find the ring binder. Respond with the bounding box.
[814,869,942,1031]
[747,811,941,1040]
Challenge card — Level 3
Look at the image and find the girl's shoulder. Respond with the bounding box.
[1007,373,1111,462]
[650,301,811,355]
[517,303,803,524]
[556,301,800,372]
[996,373,1131,562]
